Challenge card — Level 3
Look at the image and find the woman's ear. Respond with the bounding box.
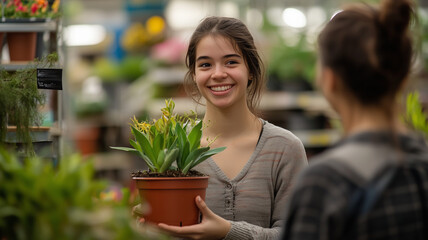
[321,67,340,96]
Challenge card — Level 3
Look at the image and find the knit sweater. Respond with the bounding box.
[194,120,308,240]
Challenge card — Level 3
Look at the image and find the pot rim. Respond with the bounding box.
[132,176,209,181]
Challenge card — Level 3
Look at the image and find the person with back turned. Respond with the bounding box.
[281,0,428,239]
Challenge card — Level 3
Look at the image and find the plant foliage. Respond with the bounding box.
[111,99,226,175]
[0,53,59,155]
[268,35,316,83]
[1,0,61,19]
[405,91,428,138]
[0,148,169,240]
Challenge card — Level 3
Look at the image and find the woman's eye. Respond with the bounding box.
[226,60,238,65]
[199,63,211,68]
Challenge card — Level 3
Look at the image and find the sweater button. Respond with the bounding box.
[226,184,232,189]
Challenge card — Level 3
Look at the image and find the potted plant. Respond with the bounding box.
[0,0,61,61]
[0,52,58,155]
[111,99,226,226]
[0,148,169,240]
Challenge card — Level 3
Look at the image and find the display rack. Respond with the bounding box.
[1,20,62,162]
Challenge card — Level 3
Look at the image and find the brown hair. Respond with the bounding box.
[318,0,414,106]
[183,16,265,114]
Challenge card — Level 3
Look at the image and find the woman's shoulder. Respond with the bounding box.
[261,120,302,144]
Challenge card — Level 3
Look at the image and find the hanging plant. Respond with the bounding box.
[0,52,58,154]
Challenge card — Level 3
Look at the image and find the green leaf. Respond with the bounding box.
[109,146,138,153]
[131,126,156,164]
[159,148,179,173]
[156,149,166,169]
[191,147,226,168]
[129,139,141,152]
[181,147,210,174]
[175,123,187,149]
[139,153,156,172]
[152,134,164,157]
[188,121,202,151]
[178,141,190,170]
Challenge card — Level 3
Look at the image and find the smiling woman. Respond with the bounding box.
[146,16,309,240]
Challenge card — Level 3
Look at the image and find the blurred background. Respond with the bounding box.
[2,0,428,190]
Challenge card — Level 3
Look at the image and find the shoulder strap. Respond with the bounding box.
[411,167,428,239]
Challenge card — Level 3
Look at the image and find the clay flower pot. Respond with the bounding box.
[134,176,209,226]
[7,32,37,61]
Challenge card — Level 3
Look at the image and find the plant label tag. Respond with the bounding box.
[37,68,63,90]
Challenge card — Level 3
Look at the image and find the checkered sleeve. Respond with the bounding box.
[281,164,352,240]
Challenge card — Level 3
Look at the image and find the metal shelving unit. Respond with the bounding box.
[1,20,63,162]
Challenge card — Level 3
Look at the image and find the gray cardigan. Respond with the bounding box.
[194,121,308,239]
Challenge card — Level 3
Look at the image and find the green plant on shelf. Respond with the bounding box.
[0,52,57,155]
[111,99,226,175]
[405,91,428,139]
[0,148,169,240]
[268,35,316,84]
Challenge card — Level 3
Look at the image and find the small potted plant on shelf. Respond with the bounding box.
[0,0,61,61]
[111,99,225,226]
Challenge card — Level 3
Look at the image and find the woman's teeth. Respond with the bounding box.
[211,85,232,92]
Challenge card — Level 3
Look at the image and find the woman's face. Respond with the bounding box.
[194,35,250,110]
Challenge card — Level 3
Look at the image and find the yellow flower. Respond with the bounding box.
[52,0,60,13]
[146,16,165,36]
[131,116,151,133]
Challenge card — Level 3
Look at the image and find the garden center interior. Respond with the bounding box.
[1,0,428,191]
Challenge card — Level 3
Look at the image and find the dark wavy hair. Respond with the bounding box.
[183,16,265,114]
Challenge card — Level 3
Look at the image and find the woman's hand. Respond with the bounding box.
[158,196,231,240]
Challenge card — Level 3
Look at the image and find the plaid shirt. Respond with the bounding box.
[281,131,428,240]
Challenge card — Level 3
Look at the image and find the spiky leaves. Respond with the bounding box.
[111,99,225,174]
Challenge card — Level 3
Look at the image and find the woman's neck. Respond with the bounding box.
[202,101,260,140]
[339,102,406,136]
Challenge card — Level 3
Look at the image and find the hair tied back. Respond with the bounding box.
[378,0,413,39]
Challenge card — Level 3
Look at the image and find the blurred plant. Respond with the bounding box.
[93,56,149,83]
[405,91,428,138]
[1,0,61,19]
[268,35,316,83]
[73,76,107,118]
[121,16,166,52]
[111,99,225,175]
[0,52,59,155]
[0,148,169,240]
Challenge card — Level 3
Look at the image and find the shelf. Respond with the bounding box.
[259,91,330,112]
[1,62,35,71]
[5,126,51,143]
[146,91,332,116]
[293,129,341,148]
[0,20,57,32]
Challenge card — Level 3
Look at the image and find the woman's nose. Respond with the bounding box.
[211,66,227,79]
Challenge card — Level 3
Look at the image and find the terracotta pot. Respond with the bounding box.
[0,32,4,57]
[7,32,37,61]
[134,176,209,226]
[73,127,100,155]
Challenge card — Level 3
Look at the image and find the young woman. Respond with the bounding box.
[157,16,308,239]
[282,0,428,239]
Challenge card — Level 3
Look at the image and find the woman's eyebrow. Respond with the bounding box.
[196,54,242,62]
[223,54,241,59]
[196,56,210,62]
